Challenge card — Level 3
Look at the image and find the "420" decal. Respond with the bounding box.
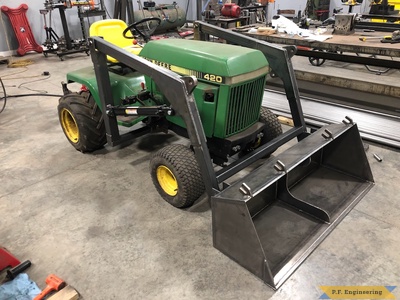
[203,73,224,83]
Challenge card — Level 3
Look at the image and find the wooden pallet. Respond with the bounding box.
[0,56,9,64]
[48,285,79,300]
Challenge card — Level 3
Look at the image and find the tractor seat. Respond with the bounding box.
[89,19,142,62]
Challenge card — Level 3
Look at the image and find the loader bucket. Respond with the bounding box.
[211,122,374,289]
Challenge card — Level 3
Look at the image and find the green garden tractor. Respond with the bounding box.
[57,21,374,289]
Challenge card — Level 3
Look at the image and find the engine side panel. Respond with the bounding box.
[66,66,148,109]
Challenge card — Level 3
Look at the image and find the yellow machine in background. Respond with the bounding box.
[369,0,400,22]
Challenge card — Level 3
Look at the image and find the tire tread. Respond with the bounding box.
[58,92,106,152]
[150,144,205,208]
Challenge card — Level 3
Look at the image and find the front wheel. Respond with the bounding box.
[150,144,205,208]
[58,92,106,152]
[259,106,283,144]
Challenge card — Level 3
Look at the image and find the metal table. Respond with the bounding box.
[205,16,249,28]
[244,29,400,69]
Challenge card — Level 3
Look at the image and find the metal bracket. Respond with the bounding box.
[239,182,253,197]
[321,129,334,139]
[283,45,297,59]
[274,160,286,172]
[182,76,197,94]
[342,116,354,125]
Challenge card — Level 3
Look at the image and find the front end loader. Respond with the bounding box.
[57,21,374,289]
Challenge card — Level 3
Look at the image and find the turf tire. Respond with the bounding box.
[150,144,205,208]
[259,106,283,143]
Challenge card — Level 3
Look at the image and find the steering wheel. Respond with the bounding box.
[123,17,161,42]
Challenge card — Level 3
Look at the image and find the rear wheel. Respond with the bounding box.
[240,107,282,157]
[150,144,205,208]
[259,106,283,144]
[58,92,106,152]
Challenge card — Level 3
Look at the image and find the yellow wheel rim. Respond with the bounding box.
[156,165,178,196]
[60,108,79,144]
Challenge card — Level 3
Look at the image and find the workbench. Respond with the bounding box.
[205,16,249,29]
[243,28,400,70]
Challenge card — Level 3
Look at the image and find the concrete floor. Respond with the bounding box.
[1,51,400,300]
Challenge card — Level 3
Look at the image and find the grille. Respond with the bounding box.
[225,76,265,136]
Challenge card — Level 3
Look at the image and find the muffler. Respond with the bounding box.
[211,121,374,289]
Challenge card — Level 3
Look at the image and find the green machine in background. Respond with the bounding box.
[133,2,186,33]
[306,0,331,21]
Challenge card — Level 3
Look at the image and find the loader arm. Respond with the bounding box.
[193,21,308,182]
[89,37,219,196]
[193,21,305,130]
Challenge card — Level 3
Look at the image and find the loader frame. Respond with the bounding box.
[89,21,308,197]
[88,21,373,290]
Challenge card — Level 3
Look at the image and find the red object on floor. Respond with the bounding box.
[1,4,43,56]
[33,274,66,300]
[0,247,21,271]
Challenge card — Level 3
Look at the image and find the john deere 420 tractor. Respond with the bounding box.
[59,19,283,209]
[57,21,374,289]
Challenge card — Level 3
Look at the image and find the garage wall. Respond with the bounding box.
[0,0,195,55]
[4,0,373,56]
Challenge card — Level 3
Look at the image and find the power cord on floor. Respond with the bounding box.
[18,74,52,93]
[0,73,63,101]
[6,93,63,98]
[2,74,47,81]
[0,67,28,78]
[7,59,34,68]
[0,77,6,114]
[1,68,51,83]
[0,69,62,115]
